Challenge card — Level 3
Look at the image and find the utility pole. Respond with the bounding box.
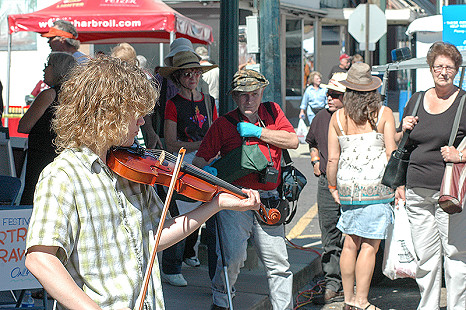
[219,0,239,115]
[259,0,282,104]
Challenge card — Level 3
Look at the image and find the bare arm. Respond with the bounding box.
[25,246,104,310]
[141,116,162,149]
[309,146,321,176]
[192,155,209,168]
[326,113,341,204]
[381,107,397,160]
[394,115,418,144]
[18,88,56,134]
[158,189,260,251]
[164,119,202,153]
[259,128,299,150]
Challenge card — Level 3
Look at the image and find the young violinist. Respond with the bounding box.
[24,56,261,310]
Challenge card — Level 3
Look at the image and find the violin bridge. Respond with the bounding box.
[158,150,166,166]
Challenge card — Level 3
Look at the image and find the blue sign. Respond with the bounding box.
[443,5,466,51]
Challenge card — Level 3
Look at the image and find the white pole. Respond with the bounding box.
[5,32,12,127]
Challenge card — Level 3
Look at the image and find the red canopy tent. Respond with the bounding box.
[8,0,213,45]
[5,0,213,112]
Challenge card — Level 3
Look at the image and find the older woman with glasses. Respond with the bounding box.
[157,50,218,287]
[396,41,466,310]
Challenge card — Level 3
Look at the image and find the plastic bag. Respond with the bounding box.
[382,200,417,280]
[296,118,308,144]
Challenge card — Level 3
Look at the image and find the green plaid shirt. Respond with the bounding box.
[27,147,165,310]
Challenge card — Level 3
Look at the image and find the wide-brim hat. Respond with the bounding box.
[321,72,347,93]
[229,69,269,93]
[339,63,382,91]
[164,38,200,66]
[158,51,218,78]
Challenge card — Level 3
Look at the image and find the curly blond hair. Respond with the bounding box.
[53,56,159,156]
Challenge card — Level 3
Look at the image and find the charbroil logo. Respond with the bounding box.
[38,18,142,29]
[101,0,138,5]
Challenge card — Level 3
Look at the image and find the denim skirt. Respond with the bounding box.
[337,203,393,239]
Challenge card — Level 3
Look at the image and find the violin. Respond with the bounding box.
[107,145,281,225]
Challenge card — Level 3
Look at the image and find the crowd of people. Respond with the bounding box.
[5,18,465,310]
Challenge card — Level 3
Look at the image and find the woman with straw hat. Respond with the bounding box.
[327,63,396,310]
[157,50,218,287]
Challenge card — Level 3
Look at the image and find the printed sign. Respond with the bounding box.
[0,207,41,291]
[443,5,466,51]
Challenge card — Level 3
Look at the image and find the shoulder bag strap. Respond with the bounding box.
[260,102,294,165]
[448,93,466,146]
[398,91,424,149]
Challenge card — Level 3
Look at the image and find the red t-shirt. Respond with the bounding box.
[196,102,295,190]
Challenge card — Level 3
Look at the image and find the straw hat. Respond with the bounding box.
[321,72,347,93]
[158,51,217,78]
[164,38,200,66]
[339,63,381,91]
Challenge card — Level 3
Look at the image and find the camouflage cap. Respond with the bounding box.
[229,69,269,93]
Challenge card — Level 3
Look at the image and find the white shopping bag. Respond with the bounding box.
[382,200,417,280]
[296,118,308,144]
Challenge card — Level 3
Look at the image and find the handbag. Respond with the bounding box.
[274,149,307,225]
[211,139,269,183]
[382,92,424,189]
[438,95,466,214]
[382,200,417,280]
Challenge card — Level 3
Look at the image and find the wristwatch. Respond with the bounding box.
[459,151,463,162]
[311,159,320,166]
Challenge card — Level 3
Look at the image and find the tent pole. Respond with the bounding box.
[170,31,175,43]
[159,43,164,67]
[5,32,12,127]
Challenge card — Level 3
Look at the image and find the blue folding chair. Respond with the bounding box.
[0,175,22,206]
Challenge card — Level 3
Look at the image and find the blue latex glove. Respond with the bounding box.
[202,165,218,176]
[237,122,263,138]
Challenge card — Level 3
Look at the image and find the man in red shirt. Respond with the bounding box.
[193,69,299,310]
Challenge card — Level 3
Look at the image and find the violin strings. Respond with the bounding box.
[143,148,246,198]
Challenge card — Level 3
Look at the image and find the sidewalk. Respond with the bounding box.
[161,240,321,310]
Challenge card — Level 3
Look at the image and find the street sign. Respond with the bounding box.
[348,4,387,51]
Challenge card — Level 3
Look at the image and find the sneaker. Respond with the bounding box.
[183,256,201,267]
[313,288,344,304]
[210,304,229,310]
[160,271,187,287]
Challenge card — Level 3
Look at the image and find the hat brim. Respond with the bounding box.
[158,63,218,78]
[229,84,266,94]
[322,83,345,93]
[339,76,382,92]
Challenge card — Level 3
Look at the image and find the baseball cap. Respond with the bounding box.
[41,27,77,39]
[339,54,350,61]
[229,69,269,93]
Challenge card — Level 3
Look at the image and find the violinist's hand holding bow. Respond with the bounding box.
[217,189,261,212]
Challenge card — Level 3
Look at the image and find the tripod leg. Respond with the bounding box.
[215,213,234,310]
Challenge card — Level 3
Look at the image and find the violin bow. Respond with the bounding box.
[137,148,186,310]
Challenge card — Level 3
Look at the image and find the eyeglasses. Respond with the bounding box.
[181,70,202,78]
[432,65,456,74]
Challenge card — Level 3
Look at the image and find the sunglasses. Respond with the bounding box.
[181,70,202,78]
[328,91,343,98]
